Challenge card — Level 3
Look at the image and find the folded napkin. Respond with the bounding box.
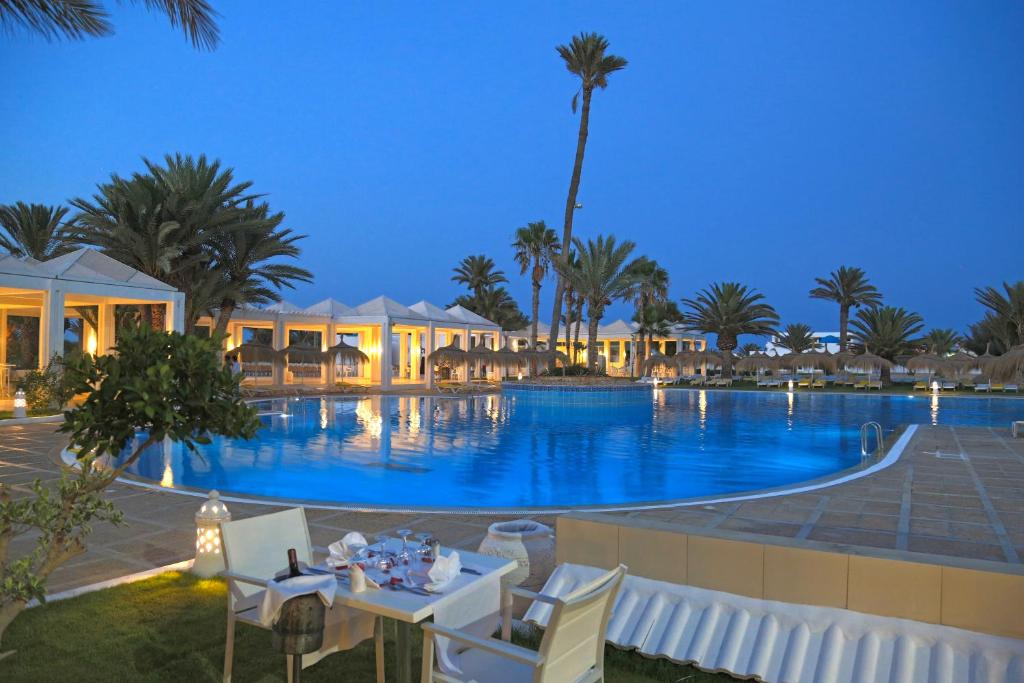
[426,551,462,592]
[258,574,336,627]
[327,532,368,567]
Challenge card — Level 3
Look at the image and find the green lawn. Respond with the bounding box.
[0,409,60,420]
[2,572,735,682]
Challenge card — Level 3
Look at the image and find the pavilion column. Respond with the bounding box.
[380,321,392,389]
[398,330,409,382]
[0,309,7,367]
[98,304,116,354]
[424,323,435,389]
[326,323,337,385]
[40,286,65,366]
[166,292,185,333]
[272,317,286,385]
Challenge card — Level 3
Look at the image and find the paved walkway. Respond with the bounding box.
[0,421,1021,595]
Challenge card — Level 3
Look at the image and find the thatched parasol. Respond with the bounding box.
[905,353,948,374]
[969,343,997,373]
[989,344,1024,382]
[466,342,497,361]
[326,339,369,364]
[845,349,893,372]
[278,343,326,365]
[234,341,277,364]
[642,350,676,374]
[428,342,467,368]
[492,344,526,367]
[780,351,837,373]
[735,353,780,372]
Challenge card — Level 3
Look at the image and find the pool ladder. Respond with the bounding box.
[860,421,883,459]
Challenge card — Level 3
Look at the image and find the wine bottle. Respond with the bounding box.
[287,548,301,578]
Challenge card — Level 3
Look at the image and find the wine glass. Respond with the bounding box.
[414,532,433,561]
[396,528,413,565]
[373,534,392,570]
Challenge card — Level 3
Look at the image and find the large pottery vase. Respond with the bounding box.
[477,519,555,615]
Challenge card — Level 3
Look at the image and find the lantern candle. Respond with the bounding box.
[13,389,26,419]
[193,490,231,577]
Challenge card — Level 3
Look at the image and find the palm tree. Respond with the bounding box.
[775,323,817,354]
[209,205,313,337]
[0,202,77,260]
[975,282,1024,348]
[0,0,220,48]
[560,248,580,362]
[633,301,681,371]
[809,266,883,351]
[849,306,924,375]
[547,33,628,360]
[451,286,528,331]
[556,235,637,372]
[681,282,779,378]
[72,153,265,328]
[739,342,761,356]
[624,256,670,366]
[920,328,962,356]
[451,255,507,299]
[512,221,560,351]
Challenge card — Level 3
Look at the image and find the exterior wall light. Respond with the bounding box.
[13,389,27,419]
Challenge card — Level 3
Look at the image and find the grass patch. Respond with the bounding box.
[0,409,60,420]
[2,572,735,682]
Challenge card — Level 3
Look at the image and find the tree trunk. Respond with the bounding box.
[573,302,583,365]
[563,296,572,364]
[529,275,541,351]
[839,305,849,352]
[547,85,594,367]
[587,310,601,373]
[718,335,737,379]
[214,299,236,341]
[0,599,25,651]
[150,304,166,331]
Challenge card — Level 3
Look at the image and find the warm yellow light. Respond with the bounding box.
[86,329,98,355]
[225,338,236,351]
[160,461,174,488]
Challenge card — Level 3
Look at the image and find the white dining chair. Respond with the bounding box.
[420,564,627,683]
[219,508,384,683]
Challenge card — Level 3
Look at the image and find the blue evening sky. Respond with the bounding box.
[2,2,1021,333]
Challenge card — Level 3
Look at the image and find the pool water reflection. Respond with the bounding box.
[121,390,1023,509]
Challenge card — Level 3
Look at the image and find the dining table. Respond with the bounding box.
[311,545,517,683]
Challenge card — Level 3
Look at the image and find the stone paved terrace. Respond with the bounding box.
[0,420,1022,595]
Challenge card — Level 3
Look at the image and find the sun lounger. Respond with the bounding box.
[689,376,706,386]
[797,378,811,389]
[1002,384,1019,393]
[812,378,826,389]
[940,381,958,391]
[853,380,868,390]
[913,381,930,391]
[867,380,882,390]
[974,383,991,392]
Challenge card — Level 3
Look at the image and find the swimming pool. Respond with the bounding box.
[119,390,1023,510]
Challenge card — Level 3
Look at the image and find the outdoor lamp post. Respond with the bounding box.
[193,490,231,577]
[13,389,26,419]
[931,380,940,395]
[787,380,794,392]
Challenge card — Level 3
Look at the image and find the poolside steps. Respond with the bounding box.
[527,563,1024,683]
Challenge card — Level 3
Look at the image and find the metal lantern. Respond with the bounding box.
[13,389,26,419]
[193,490,231,577]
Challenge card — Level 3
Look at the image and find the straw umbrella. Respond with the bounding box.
[492,344,526,379]
[234,340,277,363]
[278,343,326,384]
[641,350,676,377]
[846,349,893,384]
[466,342,498,380]
[428,342,468,380]
[326,339,369,380]
[735,353,780,383]
[676,348,723,379]
[989,344,1024,382]
[780,351,837,374]
[905,353,948,383]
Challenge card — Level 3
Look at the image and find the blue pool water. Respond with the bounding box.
[121,390,1023,509]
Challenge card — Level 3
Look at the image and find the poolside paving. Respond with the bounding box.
[0,420,1021,595]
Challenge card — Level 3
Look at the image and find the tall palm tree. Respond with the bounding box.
[920,328,962,356]
[0,0,220,48]
[0,202,77,260]
[72,153,264,328]
[624,256,670,366]
[209,205,313,337]
[451,255,507,299]
[560,248,580,362]
[975,282,1024,348]
[809,266,882,351]
[547,33,628,361]
[512,221,560,351]
[775,323,817,354]
[681,282,779,378]
[556,235,637,372]
[633,300,681,370]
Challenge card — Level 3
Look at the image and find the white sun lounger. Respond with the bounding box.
[525,563,1024,683]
